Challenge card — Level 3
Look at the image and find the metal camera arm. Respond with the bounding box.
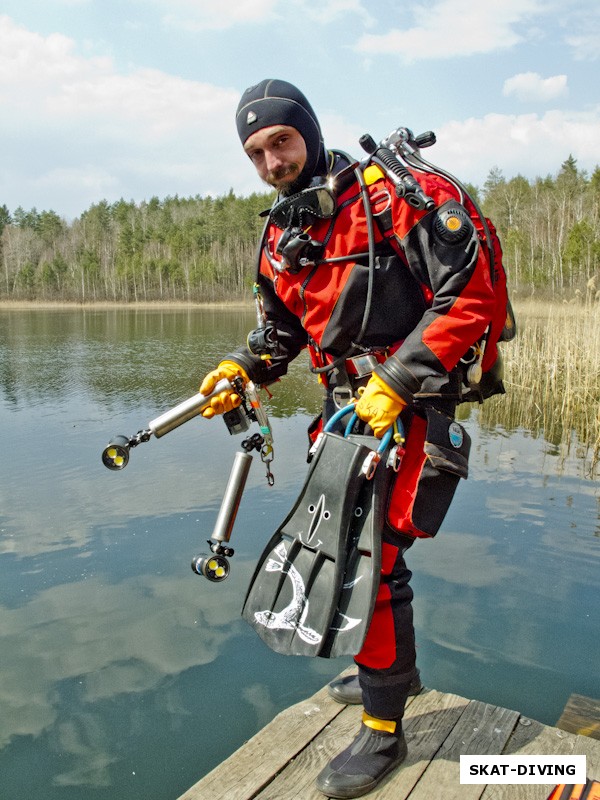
[190,449,253,582]
[101,378,238,470]
[101,378,276,582]
[189,380,275,581]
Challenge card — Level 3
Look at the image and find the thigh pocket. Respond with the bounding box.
[387,408,471,538]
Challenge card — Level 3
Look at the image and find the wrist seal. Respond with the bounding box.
[374,357,420,405]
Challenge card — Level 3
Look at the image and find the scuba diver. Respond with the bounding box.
[198,79,500,799]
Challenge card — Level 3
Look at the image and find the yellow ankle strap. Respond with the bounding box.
[362,712,397,734]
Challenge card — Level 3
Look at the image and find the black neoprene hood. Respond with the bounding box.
[235,78,328,189]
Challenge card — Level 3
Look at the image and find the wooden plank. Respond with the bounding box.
[370,689,472,799]
[252,704,364,800]
[176,669,354,800]
[405,700,520,800]
[502,717,589,759]
[177,679,600,800]
[253,688,471,800]
[572,730,600,775]
[556,695,600,741]
[489,717,579,800]
[251,688,425,799]
[481,716,598,800]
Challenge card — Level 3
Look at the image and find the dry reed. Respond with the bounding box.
[478,297,600,476]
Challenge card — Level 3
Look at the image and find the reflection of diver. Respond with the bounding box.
[197,79,504,798]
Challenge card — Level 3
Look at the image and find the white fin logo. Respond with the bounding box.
[254,542,322,645]
[302,493,329,547]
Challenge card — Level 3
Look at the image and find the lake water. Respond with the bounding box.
[1,307,598,800]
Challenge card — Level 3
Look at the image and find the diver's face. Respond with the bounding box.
[244,125,307,193]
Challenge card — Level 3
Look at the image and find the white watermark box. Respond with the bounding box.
[460,755,586,784]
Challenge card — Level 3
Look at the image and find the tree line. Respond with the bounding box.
[1,156,599,303]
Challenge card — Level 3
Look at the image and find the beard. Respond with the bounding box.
[265,163,301,194]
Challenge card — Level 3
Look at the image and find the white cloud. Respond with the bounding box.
[502,72,568,103]
[0,15,104,90]
[159,0,280,31]
[0,17,236,139]
[48,68,236,140]
[2,9,598,217]
[157,0,372,30]
[0,15,243,216]
[295,0,373,25]
[355,0,547,62]
[33,165,119,196]
[319,111,366,158]
[0,571,248,758]
[321,105,600,186]
[431,108,600,186]
[566,30,600,61]
[562,1,600,61]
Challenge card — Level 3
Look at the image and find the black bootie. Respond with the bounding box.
[328,670,422,705]
[315,713,407,799]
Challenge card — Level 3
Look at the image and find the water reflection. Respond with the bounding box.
[1,307,322,415]
[409,416,599,727]
[0,307,321,559]
[0,308,598,799]
[0,566,247,740]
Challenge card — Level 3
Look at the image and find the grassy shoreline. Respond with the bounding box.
[0,299,253,310]
[480,297,600,475]
[3,297,598,473]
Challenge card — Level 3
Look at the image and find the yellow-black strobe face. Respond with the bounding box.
[101,437,130,470]
[206,558,228,581]
[192,553,231,582]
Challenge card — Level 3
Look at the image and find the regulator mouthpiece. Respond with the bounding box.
[102,436,131,470]
[191,553,231,582]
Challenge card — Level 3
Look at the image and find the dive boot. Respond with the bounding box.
[315,713,408,799]
[328,670,422,705]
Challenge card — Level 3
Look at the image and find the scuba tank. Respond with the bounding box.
[359,125,517,401]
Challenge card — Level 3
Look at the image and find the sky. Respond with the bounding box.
[1,0,599,220]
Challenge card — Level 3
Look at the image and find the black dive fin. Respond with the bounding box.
[318,433,392,658]
[242,431,381,657]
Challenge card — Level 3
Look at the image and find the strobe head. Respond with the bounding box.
[102,436,131,470]
[191,552,231,582]
[101,428,152,470]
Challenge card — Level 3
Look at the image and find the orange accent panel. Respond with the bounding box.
[421,254,495,371]
[354,542,401,668]
[387,415,428,537]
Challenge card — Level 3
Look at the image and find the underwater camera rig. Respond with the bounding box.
[101,378,274,582]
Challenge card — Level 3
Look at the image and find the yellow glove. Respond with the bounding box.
[199,361,249,419]
[354,372,406,438]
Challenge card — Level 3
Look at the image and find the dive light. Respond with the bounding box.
[191,552,231,582]
[101,378,234,471]
[190,450,253,582]
[101,379,275,582]
[101,435,133,471]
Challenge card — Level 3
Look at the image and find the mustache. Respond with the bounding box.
[266,163,301,186]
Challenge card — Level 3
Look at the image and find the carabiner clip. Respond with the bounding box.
[386,444,404,472]
[386,420,405,472]
[361,450,381,480]
[260,442,275,486]
[324,404,402,480]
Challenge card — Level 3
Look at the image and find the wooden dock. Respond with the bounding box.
[177,668,600,800]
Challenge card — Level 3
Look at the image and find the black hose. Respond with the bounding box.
[359,134,434,211]
[309,150,377,375]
